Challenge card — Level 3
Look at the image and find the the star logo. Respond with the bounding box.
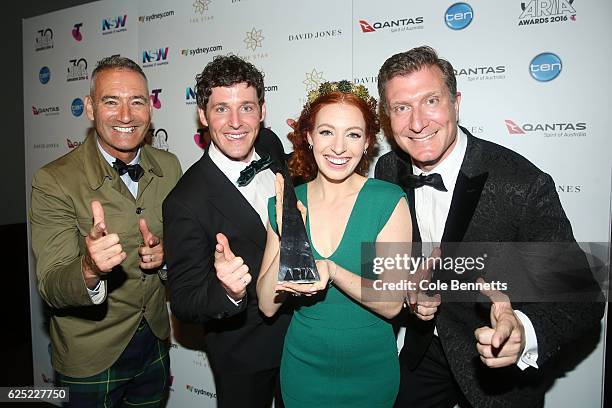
[303,68,325,91]
[193,0,212,15]
[244,28,264,51]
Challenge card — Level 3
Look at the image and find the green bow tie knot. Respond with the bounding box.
[236,155,273,187]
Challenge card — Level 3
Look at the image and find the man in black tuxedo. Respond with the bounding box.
[163,55,290,408]
[374,46,604,407]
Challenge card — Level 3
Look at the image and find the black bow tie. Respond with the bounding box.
[113,159,144,182]
[402,173,448,192]
[236,155,273,187]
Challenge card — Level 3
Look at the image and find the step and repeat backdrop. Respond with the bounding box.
[23,0,610,406]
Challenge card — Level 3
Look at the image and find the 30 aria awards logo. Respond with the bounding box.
[150,89,162,109]
[358,16,424,34]
[529,52,561,82]
[142,47,169,67]
[67,58,89,82]
[303,68,325,92]
[186,86,197,105]
[35,28,54,51]
[445,3,473,30]
[71,98,84,117]
[244,28,264,51]
[39,66,51,84]
[72,23,83,41]
[149,128,169,151]
[101,15,127,35]
[518,0,576,25]
[191,0,213,23]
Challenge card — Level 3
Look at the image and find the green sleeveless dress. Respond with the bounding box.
[268,178,406,408]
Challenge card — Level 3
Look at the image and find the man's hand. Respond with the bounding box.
[286,118,297,130]
[138,219,164,269]
[214,233,251,302]
[474,278,526,368]
[405,247,441,321]
[83,201,126,288]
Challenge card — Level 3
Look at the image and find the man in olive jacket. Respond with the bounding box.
[30,56,181,407]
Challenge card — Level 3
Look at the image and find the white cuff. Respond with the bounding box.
[226,294,243,307]
[514,309,539,370]
[87,280,107,304]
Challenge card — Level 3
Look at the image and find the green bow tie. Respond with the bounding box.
[236,155,273,187]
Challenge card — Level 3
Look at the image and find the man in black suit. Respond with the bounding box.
[374,46,604,407]
[163,55,290,408]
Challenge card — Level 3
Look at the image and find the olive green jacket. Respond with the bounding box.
[30,134,182,377]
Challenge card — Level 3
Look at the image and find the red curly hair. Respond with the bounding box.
[288,92,379,182]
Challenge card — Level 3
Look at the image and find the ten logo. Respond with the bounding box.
[445,3,473,30]
[529,52,562,82]
[39,66,51,84]
[71,98,84,117]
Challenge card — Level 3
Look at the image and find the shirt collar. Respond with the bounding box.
[208,141,258,186]
[96,138,141,166]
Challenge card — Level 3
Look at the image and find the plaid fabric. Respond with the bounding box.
[56,319,170,407]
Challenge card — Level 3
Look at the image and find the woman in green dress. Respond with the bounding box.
[257,81,412,407]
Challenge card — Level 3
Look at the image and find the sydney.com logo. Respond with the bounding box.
[180,45,223,56]
[185,385,216,399]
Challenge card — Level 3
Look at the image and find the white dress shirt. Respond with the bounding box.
[86,141,143,304]
[208,141,277,305]
[397,127,538,370]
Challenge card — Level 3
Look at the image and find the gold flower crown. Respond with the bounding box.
[305,80,377,115]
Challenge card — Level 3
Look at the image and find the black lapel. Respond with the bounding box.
[441,130,488,243]
[200,152,267,250]
[394,149,422,244]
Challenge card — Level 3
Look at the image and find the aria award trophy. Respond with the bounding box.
[278,173,319,283]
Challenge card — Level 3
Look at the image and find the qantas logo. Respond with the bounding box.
[506,119,586,134]
[359,20,376,32]
[358,17,424,33]
[505,120,525,134]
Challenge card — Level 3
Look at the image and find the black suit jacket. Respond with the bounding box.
[163,128,291,374]
[375,127,604,407]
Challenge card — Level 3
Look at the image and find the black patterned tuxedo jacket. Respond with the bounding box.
[375,127,604,407]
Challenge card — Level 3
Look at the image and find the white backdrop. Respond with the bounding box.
[23,0,610,406]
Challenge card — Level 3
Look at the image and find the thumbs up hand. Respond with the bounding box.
[83,201,126,288]
[214,233,251,302]
[138,218,164,269]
